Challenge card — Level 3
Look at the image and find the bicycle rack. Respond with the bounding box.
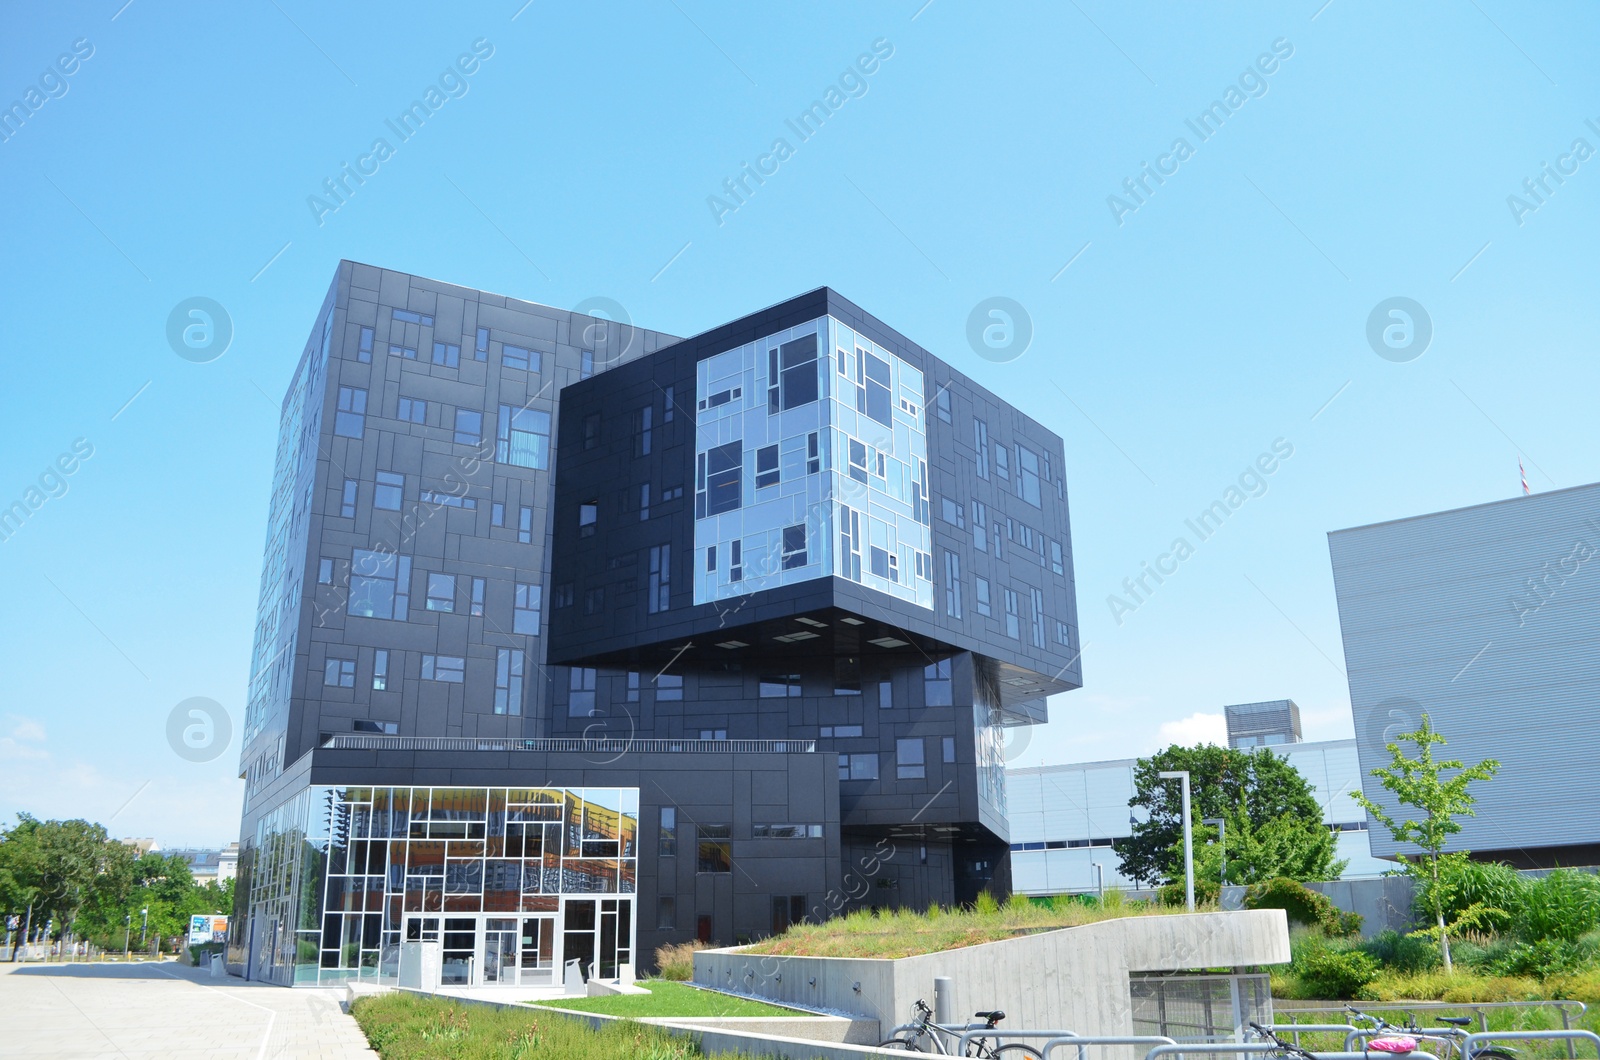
[1037,1034,1176,1060]
[944,1026,1093,1056]
[1342,1027,1487,1052]
[1261,1025,1360,1051]
[1461,1031,1600,1060]
[1144,1042,1442,1060]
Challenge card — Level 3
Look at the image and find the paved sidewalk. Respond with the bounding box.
[0,959,379,1059]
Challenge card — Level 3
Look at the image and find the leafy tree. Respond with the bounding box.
[0,815,128,943]
[1352,713,1499,972]
[1115,744,1345,890]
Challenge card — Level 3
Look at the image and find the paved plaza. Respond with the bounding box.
[0,960,378,1059]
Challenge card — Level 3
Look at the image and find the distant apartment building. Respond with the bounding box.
[1329,482,1600,868]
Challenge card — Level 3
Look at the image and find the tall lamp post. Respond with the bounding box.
[123,913,131,961]
[1158,770,1194,912]
[139,908,149,952]
[1203,817,1227,891]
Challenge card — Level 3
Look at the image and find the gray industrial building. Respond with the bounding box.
[1329,482,1600,868]
[1224,699,1302,748]
[227,261,1080,986]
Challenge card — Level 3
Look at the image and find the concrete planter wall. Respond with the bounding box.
[695,909,1291,1036]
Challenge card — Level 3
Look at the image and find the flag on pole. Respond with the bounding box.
[1519,459,1529,496]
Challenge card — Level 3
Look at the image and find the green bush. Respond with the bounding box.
[1485,935,1600,977]
[1359,928,1440,974]
[652,941,707,982]
[1296,944,1380,997]
[1157,878,1221,907]
[1245,877,1362,937]
[1518,870,1600,944]
[973,890,1000,915]
[1437,859,1525,934]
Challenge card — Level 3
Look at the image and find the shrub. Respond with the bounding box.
[973,890,1000,916]
[1246,877,1362,937]
[1359,928,1440,974]
[1518,870,1600,944]
[1485,936,1600,977]
[653,940,707,982]
[1297,946,1380,998]
[1158,878,1221,907]
[1437,860,1525,934]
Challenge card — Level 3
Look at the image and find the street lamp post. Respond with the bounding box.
[123,914,131,961]
[1158,770,1194,912]
[139,908,149,952]
[1203,817,1227,890]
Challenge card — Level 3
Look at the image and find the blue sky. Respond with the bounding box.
[2,2,1596,845]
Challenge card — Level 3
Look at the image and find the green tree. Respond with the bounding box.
[1115,744,1345,889]
[1352,713,1499,972]
[0,816,129,943]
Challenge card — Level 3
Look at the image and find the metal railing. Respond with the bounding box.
[1277,1002,1590,1060]
[321,735,816,753]
[1462,1031,1600,1060]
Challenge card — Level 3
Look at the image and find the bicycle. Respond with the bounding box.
[1249,1022,1324,1060]
[1345,1006,1518,1060]
[878,998,1042,1057]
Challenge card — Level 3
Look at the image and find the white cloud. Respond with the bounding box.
[0,715,48,761]
[1155,711,1227,748]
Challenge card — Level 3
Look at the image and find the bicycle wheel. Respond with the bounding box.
[1472,1050,1516,1060]
[878,1037,927,1052]
[990,1045,1043,1059]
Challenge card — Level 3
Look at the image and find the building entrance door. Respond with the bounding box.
[560,898,632,983]
[519,916,556,985]
[481,919,518,984]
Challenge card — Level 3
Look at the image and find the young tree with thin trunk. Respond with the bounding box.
[1353,713,1499,972]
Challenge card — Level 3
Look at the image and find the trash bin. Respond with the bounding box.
[210,953,224,978]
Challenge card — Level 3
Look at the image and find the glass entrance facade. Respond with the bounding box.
[233,784,638,986]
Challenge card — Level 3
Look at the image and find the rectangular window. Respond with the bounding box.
[820,725,864,738]
[943,736,956,763]
[648,544,671,613]
[348,549,410,621]
[518,506,533,544]
[583,413,600,450]
[639,483,651,521]
[806,431,821,475]
[935,385,951,422]
[1031,586,1046,648]
[878,679,893,709]
[584,587,604,615]
[941,497,964,528]
[453,408,482,445]
[697,825,731,874]
[656,673,683,701]
[663,385,675,422]
[759,674,801,698]
[470,577,485,617]
[1018,445,1041,506]
[972,501,988,553]
[388,343,417,359]
[659,807,677,857]
[781,524,807,569]
[897,738,926,780]
[475,326,490,359]
[334,386,366,438]
[697,441,742,518]
[834,656,861,696]
[753,824,823,839]
[421,654,464,682]
[974,419,989,479]
[578,501,598,537]
[357,326,374,362]
[924,659,952,706]
[497,404,552,469]
[419,490,475,510]
[944,550,962,618]
[838,753,879,781]
[995,444,1010,481]
[323,657,355,687]
[1050,540,1065,576]
[374,471,403,511]
[769,333,819,412]
[580,350,594,379]
[553,583,573,609]
[975,576,992,617]
[1004,589,1021,640]
[425,573,455,612]
[730,539,742,582]
[503,344,540,372]
[317,557,333,584]
[568,667,597,717]
[699,729,727,741]
[491,502,504,527]
[514,583,542,634]
[372,649,388,691]
[657,897,675,930]
[340,479,357,518]
[391,308,433,325]
[398,397,426,424]
[636,405,653,457]
[432,341,461,367]
[755,444,780,490]
[494,648,524,715]
[1057,620,1072,646]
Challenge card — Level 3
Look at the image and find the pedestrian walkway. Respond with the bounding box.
[0,959,378,1059]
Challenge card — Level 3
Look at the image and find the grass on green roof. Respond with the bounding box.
[742,889,1211,960]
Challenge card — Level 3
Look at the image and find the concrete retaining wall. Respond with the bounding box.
[695,909,1290,1037]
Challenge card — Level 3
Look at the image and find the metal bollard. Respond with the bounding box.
[934,976,953,1027]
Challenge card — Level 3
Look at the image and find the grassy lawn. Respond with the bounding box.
[742,891,1202,960]
[530,979,812,1018]
[352,991,751,1059]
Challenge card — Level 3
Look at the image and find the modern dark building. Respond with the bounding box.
[1329,482,1600,869]
[227,262,1080,987]
[1224,699,1302,748]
